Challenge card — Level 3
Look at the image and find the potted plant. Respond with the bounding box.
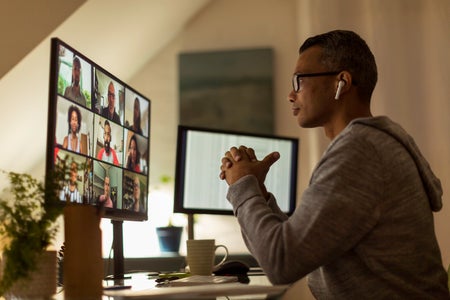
[0,158,69,297]
[156,217,183,253]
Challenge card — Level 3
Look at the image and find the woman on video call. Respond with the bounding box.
[63,105,84,154]
[129,97,143,135]
[126,134,141,173]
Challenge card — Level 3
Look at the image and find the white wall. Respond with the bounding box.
[130,0,300,254]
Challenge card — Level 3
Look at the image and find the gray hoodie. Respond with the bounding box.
[352,117,443,212]
[227,116,448,299]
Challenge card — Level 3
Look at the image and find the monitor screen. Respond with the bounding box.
[46,38,150,221]
[174,125,299,215]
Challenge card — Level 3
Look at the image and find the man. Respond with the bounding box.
[219,30,448,298]
[101,81,121,124]
[98,175,113,208]
[64,57,87,107]
[124,175,142,212]
[59,161,82,203]
[131,175,142,212]
[97,120,119,165]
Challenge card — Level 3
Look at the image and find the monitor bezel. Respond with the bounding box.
[173,125,299,216]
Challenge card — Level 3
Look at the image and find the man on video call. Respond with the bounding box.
[98,175,113,208]
[59,161,82,203]
[101,81,121,124]
[219,30,448,298]
[64,56,87,107]
[97,120,119,166]
[124,175,142,212]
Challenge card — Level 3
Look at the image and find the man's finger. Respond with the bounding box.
[262,151,280,168]
[229,147,241,161]
[246,148,257,161]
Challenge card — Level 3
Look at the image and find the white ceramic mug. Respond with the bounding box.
[186,239,228,275]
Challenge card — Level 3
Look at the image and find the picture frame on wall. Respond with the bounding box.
[179,48,274,135]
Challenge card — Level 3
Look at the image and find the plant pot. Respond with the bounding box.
[5,250,57,299]
[156,226,183,253]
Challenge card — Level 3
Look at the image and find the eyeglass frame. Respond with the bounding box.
[292,71,341,93]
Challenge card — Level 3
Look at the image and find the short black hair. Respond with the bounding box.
[300,30,377,101]
[73,56,81,67]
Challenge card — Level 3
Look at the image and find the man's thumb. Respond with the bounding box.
[262,151,280,167]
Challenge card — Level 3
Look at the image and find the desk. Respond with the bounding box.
[102,272,288,299]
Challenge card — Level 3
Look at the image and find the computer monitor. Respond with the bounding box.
[46,38,151,279]
[174,125,299,216]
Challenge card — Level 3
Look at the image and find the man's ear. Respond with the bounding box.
[334,71,352,100]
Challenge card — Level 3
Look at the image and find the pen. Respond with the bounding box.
[104,285,132,290]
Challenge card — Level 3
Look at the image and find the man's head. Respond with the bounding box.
[289,30,376,134]
[133,176,140,199]
[299,30,377,101]
[103,120,112,153]
[107,81,116,113]
[133,175,141,212]
[70,161,78,184]
[104,175,110,196]
[72,57,81,87]
[133,97,141,124]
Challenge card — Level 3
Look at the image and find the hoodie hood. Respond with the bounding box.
[350,116,443,212]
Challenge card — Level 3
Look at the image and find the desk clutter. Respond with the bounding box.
[156,274,239,286]
[57,237,276,299]
[103,272,288,299]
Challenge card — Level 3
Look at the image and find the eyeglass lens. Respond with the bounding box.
[291,71,341,92]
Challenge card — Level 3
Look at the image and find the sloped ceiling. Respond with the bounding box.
[0,0,87,79]
[0,0,211,182]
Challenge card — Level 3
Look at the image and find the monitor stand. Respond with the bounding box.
[107,220,131,284]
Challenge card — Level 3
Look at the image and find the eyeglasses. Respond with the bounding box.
[108,92,115,99]
[292,71,341,93]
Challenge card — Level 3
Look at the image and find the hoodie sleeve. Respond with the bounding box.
[227,133,384,284]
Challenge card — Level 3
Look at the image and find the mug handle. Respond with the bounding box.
[214,244,228,268]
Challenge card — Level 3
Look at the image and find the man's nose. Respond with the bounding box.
[287,90,296,103]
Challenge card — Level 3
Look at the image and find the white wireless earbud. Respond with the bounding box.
[335,80,345,100]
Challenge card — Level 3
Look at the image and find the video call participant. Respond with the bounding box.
[123,175,142,212]
[129,97,143,135]
[219,30,448,298]
[62,105,83,154]
[97,120,119,166]
[98,175,113,208]
[92,73,101,114]
[132,175,143,212]
[101,81,121,124]
[64,57,87,107]
[59,161,82,203]
[126,134,141,173]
